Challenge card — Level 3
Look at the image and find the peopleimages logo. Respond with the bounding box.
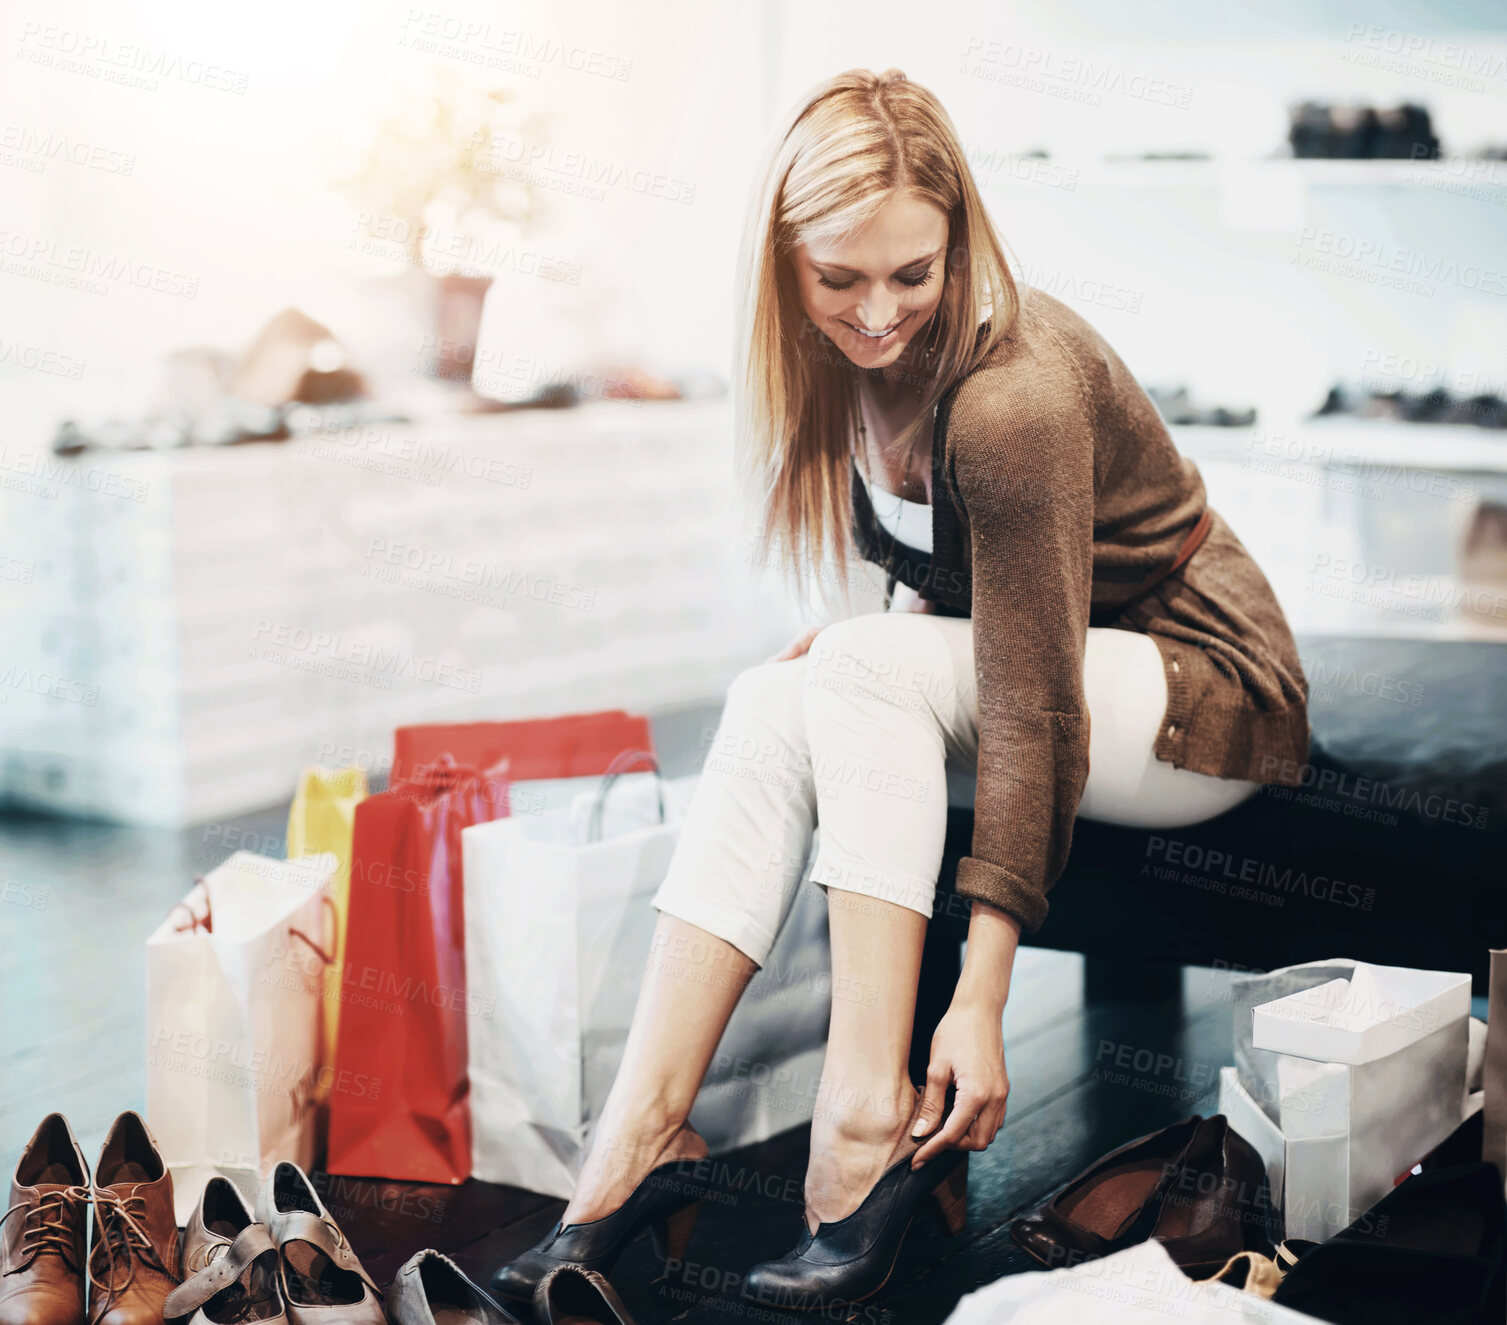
[0,665,99,707]
[1259,756,1488,830]
[0,445,150,501]
[1302,656,1424,708]
[249,620,484,694]
[1143,835,1374,911]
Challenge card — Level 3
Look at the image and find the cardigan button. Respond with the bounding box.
[1167,724,1178,737]
[1171,660,1180,673]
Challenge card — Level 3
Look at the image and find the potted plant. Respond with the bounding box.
[337,69,540,385]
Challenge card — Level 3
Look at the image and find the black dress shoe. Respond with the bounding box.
[489,1161,707,1306]
[389,1251,519,1325]
[1010,1115,1202,1269]
[534,1266,634,1324]
[1272,1162,1505,1325]
[741,1151,967,1312]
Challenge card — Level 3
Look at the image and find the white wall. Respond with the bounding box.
[1,0,769,416]
[5,0,1504,425]
[759,1,1507,424]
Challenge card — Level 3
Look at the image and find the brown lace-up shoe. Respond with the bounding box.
[87,1112,181,1325]
[0,1114,91,1325]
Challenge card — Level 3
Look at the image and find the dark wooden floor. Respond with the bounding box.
[0,704,1234,1324]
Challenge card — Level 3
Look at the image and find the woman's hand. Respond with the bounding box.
[909,995,1010,1166]
[910,901,1021,1167]
[768,626,822,662]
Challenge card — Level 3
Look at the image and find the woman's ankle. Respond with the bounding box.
[811,1073,917,1146]
[566,1117,706,1224]
[803,1078,918,1227]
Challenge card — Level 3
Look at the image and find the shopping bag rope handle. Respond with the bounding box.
[587,749,664,843]
[170,875,339,957]
[287,895,338,966]
[169,878,212,934]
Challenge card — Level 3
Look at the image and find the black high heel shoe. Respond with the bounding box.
[489,1160,708,1306]
[741,1151,967,1312]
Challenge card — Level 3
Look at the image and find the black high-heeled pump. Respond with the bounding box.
[489,1159,708,1306]
[741,1150,968,1312]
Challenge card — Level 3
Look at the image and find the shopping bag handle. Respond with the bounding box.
[586,750,665,843]
[400,751,510,803]
[169,878,212,934]
[287,894,340,966]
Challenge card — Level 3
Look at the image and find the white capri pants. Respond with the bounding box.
[652,613,1257,966]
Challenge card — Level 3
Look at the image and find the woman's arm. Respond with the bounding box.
[950,375,1094,933]
[954,899,1022,1008]
[909,901,1020,1165]
[904,383,1093,1163]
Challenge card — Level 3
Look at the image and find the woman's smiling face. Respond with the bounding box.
[793,190,949,372]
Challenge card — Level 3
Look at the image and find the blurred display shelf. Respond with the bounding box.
[0,399,799,825]
[1172,419,1507,474]
[1182,424,1507,646]
[1094,157,1507,190]
[984,156,1507,206]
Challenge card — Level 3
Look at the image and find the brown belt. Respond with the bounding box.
[1118,508,1214,608]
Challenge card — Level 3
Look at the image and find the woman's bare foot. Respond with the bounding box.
[803,1077,921,1230]
[562,1118,708,1227]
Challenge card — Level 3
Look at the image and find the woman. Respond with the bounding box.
[492,69,1308,1311]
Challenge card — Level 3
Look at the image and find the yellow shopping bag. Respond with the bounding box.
[286,766,368,1107]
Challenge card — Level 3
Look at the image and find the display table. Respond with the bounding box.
[1,401,795,825]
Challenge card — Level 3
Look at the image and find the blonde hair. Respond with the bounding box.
[737,68,1018,588]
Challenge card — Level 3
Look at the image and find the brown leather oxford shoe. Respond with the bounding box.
[0,1114,91,1325]
[87,1112,181,1325]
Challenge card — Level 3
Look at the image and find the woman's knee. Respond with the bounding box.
[805,613,966,717]
[710,658,809,776]
[724,656,805,722]
[807,613,905,670]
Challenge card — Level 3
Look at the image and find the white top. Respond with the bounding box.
[857,465,933,553]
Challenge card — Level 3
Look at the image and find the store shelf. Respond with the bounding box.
[0,400,798,825]
[1096,157,1507,189]
[1172,420,1507,475]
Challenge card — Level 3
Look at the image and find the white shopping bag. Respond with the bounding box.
[145,850,336,1223]
[1226,958,1470,1241]
[464,773,830,1197]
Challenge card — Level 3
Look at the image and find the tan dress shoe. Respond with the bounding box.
[179,1179,257,1277]
[87,1112,181,1325]
[389,1250,519,1325]
[0,1114,91,1325]
[254,1164,382,1325]
[165,1178,285,1325]
[534,1266,636,1325]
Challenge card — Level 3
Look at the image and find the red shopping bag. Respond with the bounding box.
[392,711,654,785]
[326,756,508,1182]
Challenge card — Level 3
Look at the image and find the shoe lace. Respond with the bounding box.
[88,1190,173,1308]
[0,1186,89,1273]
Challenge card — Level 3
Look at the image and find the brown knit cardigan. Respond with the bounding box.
[852,287,1310,934]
